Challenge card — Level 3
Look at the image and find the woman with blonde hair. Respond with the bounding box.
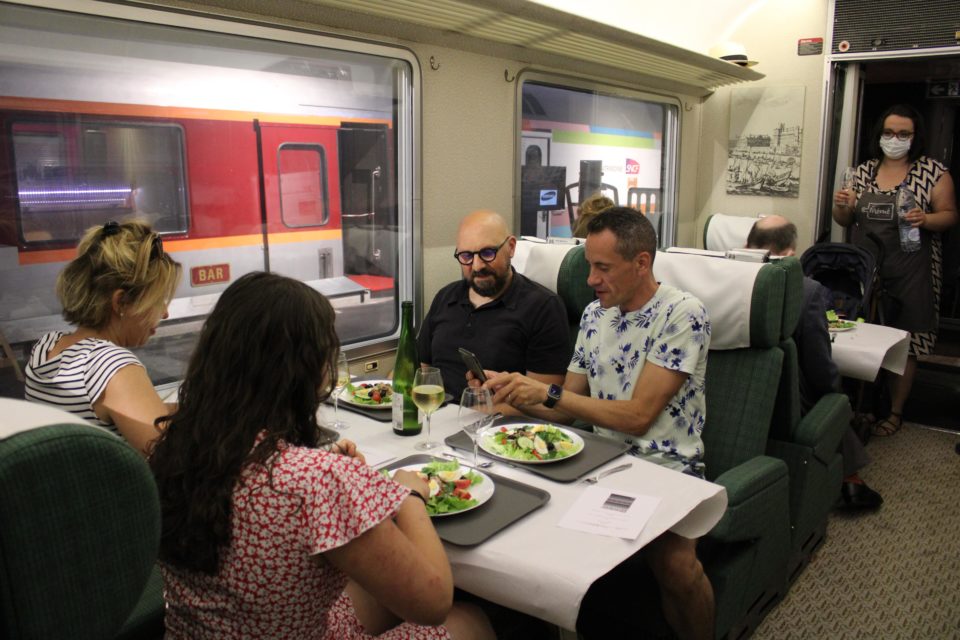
[572,194,615,238]
[24,220,181,455]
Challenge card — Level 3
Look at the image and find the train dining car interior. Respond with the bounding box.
[0,0,957,638]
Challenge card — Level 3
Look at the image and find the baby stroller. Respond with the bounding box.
[800,240,887,439]
[800,242,882,324]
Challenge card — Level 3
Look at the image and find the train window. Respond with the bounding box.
[13,121,189,242]
[0,3,417,392]
[517,78,679,245]
[277,144,329,227]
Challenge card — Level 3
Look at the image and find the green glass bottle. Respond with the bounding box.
[392,301,421,436]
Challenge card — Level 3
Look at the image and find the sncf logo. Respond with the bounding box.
[625,159,640,174]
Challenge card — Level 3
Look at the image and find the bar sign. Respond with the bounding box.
[191,263,231,286]
[798,38,823,56]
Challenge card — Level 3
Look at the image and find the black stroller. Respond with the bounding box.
[800,240,888,439]
[800,242,883,324]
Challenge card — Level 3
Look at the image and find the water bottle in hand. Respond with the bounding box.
[896,187,921,253]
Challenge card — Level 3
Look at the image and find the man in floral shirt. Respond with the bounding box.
[486,207,713,640]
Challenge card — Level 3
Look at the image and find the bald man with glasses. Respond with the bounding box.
[417,210,569,403]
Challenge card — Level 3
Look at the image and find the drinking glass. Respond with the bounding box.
[841,167,855,190]
[412,366,444,451]
[330,352,350,430]
[459,387,495,467]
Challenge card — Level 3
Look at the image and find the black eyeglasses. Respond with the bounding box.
[881,129,914,141]
[453,237,509,265]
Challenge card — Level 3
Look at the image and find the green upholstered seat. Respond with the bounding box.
[0,412,164,640]
[765,258,850,580]
[556,244,595,355]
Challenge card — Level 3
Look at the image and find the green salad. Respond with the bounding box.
[482,424,581,462]
[347,382,392,406]
[393,460,484,516]
[825,310,860,330]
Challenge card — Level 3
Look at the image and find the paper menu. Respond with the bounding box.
[557,486,661,540]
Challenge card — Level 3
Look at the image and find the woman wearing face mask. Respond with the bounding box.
[832,104,957,437]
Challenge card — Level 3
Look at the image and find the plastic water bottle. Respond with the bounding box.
[896,187,921,253]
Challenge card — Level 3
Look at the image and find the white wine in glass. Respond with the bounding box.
[330,352,350,430]
[459,387,494,467]
[412,366,444,451]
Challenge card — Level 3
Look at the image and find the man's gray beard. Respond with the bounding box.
[469,270,509,297]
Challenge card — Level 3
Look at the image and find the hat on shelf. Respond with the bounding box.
[709,42,758,67]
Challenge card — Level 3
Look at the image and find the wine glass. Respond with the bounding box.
[330,352,350,431]
[412,366,444,451]
[459,387,494,467]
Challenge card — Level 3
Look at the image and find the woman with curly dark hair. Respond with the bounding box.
[150,272,492,639]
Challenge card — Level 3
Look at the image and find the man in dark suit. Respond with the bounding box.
[747,215,882,510]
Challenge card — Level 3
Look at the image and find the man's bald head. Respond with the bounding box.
[457,210,511,246]
[745,214,798,256]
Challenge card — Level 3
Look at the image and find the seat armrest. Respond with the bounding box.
[707,456,788,542]
[793,393,851,463]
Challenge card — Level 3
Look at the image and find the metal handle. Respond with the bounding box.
[596,462,632,480]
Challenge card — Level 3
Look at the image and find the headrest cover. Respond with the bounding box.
[653,251,783,349]
[514,239,578,293]
[0,398,91,441]
[704,213,760,251]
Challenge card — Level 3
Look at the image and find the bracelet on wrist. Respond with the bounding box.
[408,489,428,505]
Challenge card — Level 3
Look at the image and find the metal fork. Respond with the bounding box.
[581,462,632,484]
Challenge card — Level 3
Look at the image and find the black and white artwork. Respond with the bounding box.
[726,86,804,198]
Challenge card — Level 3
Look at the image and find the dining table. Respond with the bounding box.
[330,401,728,631]
[829,321,910,382]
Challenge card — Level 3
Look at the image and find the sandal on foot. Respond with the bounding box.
[871,412,902,437]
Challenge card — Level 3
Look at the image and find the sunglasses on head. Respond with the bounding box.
[100,221,164,260]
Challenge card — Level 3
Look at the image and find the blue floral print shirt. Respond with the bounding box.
[569,284,711,476]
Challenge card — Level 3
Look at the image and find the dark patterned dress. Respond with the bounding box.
[852,156,947,356]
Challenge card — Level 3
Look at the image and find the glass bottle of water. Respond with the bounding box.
[896,187,921,253]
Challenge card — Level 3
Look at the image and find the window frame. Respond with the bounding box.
[515,71,681,247]
[276,142,330,228]
[12,117,190,244]
[4,0,422,354]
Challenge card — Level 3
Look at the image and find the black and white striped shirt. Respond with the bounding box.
[25,331,143,435]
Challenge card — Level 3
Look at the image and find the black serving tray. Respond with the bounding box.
[383,454,550,546]
[445,416,630,483]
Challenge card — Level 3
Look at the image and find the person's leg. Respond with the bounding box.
[442,602,496,640]
[645,532,714,640]
[344,580,401,635]
[873,356,916,436]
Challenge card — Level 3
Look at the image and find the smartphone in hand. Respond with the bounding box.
[458,347,488,383]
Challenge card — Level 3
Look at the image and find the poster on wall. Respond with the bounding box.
[726,86,804,198]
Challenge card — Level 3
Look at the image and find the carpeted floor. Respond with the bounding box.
[754,423,960,639]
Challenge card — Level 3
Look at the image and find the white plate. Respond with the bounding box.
[478,424,585,464]
[828,324,857,332]
[339,379,393,410]
[392,463,495,517]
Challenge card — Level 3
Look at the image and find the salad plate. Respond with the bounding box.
[828,321,857,332]
[478,423,584,464]
[392,460,494,517]
[340,380,393,409]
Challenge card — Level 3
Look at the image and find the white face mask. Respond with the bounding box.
[880,136,911,160]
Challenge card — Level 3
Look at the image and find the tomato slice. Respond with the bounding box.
[454,478,471,490]
[453,488,471,500]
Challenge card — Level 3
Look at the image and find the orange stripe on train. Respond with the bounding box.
[18,230,343,265]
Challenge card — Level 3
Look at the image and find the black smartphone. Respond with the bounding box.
[458,347,488,383]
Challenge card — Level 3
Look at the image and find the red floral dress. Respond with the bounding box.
[160,443,451,639]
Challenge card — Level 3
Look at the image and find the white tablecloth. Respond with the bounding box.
[334,405,727,630]
[831,322,910,381]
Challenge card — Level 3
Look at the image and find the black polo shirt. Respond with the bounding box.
[417,270,570,400]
